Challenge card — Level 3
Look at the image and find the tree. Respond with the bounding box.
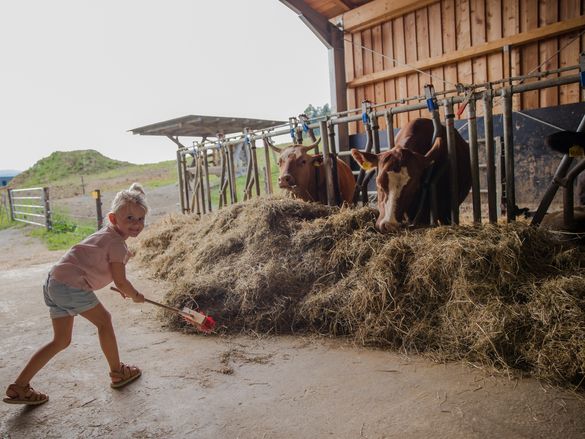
[303,103,331,121]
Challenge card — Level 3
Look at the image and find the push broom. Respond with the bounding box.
[110,286,216,332]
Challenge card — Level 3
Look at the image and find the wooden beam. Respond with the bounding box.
[348,15,585,88]
[280,0,333,47]
[329,0,352,12]
[332,0,438,32]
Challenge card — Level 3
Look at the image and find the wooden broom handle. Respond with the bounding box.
[109,286,183,314]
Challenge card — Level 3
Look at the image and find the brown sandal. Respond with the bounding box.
[110,362,141,389]
[3,383,48,406]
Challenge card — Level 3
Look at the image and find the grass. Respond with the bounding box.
[0,207,16,230]
[40,160,178,199]
[0,189,16,230]
[29,210,95,251]
[11,150,130,188]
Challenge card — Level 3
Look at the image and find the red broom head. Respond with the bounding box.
[201,316,216,332]
[181,313,216,333]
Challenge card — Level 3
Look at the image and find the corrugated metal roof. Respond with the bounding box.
[130,115,286,138]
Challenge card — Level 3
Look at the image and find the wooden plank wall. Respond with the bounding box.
[345,0,584,134]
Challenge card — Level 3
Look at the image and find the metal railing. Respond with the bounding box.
[8,187,52,230]
[174,64,583,226]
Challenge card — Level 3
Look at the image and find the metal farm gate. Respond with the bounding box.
[7,187,52,230]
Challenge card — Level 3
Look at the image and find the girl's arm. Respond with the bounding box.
[110,262,145,303]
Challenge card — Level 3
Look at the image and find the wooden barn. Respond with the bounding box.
[281,0,585,206]
[281,0,584,130]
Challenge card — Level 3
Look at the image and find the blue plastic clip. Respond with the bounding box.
[302,122,309,132]
[362,112,369,124]
[426,98,438,112]
[290,128,295,139]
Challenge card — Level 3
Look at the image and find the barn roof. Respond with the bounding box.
[130,115,286,138]
[299,0,371,20]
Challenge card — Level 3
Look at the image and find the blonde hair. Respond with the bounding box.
[110,182,149,214]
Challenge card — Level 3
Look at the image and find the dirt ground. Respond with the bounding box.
[1,225,585,439]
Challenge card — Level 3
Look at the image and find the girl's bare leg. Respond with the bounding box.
[81,303,120,372]
[14,316,74,386]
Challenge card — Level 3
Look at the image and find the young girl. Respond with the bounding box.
[4,183,149,405]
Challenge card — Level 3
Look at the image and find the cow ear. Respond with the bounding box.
[351,148,378,171]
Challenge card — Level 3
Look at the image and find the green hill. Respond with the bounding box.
[11,150,131,187]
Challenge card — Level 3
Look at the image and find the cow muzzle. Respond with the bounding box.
[376,218,400,233]
[278,173,296,189]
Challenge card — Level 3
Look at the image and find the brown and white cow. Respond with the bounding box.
[270,139,355,205]
[351,118,471,233]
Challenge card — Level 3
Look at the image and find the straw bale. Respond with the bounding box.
[136,197,585,388]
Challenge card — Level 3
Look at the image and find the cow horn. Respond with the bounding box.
[301,137,321,153]
[265,138,282,154]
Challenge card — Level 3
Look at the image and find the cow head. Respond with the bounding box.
[269,139,322,201]
[351,147,433,233]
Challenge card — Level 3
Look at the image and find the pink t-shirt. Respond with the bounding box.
[50,225,130,291]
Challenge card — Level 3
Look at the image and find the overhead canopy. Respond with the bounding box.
[130,115,286,139]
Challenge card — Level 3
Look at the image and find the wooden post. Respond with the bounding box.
[92,189,103,230]
[360,112,380,205]
[219,146,228,208]
[328,120,342,205]
[320,120,336,206]
[182,153,190,213]
[227,144,237,204]
[192,156,201,216]
[7,188,14,222]
[495,137,503,219]
[443,99,460,225]
[42,187,52,231]
[203,148,212,212]
[198,153,206,214]
[501,87,516,222]
[262,136,273,195]
[250,136,261,197]
[384,110,395,149]
[243,148,254,201]
[467,97,481,224]
[482,90,497,223]
[176,149,185,213]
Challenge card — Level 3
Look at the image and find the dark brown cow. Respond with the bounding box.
[351,118,471,233]
[270,139,355,205]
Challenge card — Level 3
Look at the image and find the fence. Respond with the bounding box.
[0,188,11,224]
[8,187,52,230]
[175,64,583,227]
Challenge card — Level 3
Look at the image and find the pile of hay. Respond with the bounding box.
[136,197,585,388]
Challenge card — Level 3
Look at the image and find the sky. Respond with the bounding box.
[0,0,330,172]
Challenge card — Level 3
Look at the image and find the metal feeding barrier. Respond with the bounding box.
[7,187,52,231]
[174,63,583,228]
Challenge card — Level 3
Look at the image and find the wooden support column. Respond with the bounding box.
[169,135,189,213]
[279,0,349,152]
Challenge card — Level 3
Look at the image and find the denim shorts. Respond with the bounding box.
[43,275,100,319]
